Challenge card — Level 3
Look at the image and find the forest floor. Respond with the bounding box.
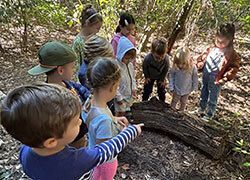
[0,27,249,179]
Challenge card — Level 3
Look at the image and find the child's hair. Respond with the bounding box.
[216,23,235,41]
[86,58,121,90]
[85,35,114,62]
[173,47,193,71]
[0,83,81,148]
[151,37,167,55]
[80,5,103,27]
[115,12,135,33]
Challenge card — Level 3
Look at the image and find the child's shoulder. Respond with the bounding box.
[87,107,112,124]
[144,52,153,60]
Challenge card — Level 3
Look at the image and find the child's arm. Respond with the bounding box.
[196,47,210,70]
[192,66,199,91]
[159,56,170,83]
[223,53,240,82]
[130,63,136,91]
[79,124,143,172]
[142,55,150,80]
[72,39,83,68]
[95,125,142,165]
[111,38,118,56]
[70,81,90,102]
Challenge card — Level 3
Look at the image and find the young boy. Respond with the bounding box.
[0,83,143,180]
[114,36,136,117]
[28,41,90,147]
[142,37,170,102]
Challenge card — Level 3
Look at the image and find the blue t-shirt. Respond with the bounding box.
[19,125,138,180]
[86,107,120,148]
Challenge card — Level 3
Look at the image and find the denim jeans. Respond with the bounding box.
[142,79,165,101]
[199,72,221,117]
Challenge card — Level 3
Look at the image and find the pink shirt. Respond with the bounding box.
[111,33,136,56]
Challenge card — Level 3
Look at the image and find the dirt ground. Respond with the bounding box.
[0,28,249,179]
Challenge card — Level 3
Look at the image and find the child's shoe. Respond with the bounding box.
[189,108,205,116]
[201,115,213,122]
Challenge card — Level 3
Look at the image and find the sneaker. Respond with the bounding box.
[189,108,205,116]
[201,115,212,122]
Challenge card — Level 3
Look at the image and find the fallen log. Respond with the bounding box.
[131,97,229,159]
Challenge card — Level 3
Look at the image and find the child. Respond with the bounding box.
[85,58,129,180]
[72,5,103,71]
[0,83,143,180]
[115,36,136,117]
[169,47,198,111]
[142,37,170,102]
[196,23,240,120]
[78,35,114,86]
[111,13,136,63]
[28,41,90,147]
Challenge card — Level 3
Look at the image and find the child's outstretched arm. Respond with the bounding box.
[96,124,143,164]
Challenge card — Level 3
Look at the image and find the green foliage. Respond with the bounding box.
[0,0,249,48]
[197,0,250,32]
[0,0,72,28]
[233,139,250,168]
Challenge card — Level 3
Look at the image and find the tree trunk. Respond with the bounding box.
[131,97,229,159]
[166,0,195,54]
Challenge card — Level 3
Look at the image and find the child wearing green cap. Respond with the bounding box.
[28,41,90,148]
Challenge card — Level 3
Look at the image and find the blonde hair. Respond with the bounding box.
[173,47,193,71]
[85,35,114,62]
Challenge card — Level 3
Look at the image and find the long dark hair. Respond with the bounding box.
[80,5,103,27]
[115,12,135,33]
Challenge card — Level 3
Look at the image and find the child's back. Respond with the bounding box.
[85,58,130,179]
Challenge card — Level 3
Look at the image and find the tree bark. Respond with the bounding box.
[166,0,195,54]
[131,97,229,159]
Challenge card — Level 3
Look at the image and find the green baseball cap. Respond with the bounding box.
[28,41,77,75]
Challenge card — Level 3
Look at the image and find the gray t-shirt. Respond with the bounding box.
[169,65,198,96]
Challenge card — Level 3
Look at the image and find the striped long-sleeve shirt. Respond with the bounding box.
[19,125,138,180]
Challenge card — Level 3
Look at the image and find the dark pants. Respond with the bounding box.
[78,60,89,86]
[142,79,165,101]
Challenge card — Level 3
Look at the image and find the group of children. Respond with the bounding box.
[0,4,241,180]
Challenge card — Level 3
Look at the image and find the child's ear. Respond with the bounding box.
[43,138,58,149]
[57,66,64,75]
[109,83,115,92]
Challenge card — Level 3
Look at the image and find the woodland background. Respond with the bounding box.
[0,0,249,179]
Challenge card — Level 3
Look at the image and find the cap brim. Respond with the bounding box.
[28,65,54,75]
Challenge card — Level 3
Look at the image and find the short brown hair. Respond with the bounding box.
[86,58,121,90]
[151,37,167,55]
[0,83,81,148]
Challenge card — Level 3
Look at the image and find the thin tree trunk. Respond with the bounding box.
[166,0,195,54]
